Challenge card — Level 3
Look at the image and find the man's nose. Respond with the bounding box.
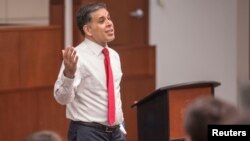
[106,20,113,27]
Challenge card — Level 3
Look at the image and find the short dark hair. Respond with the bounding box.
[76,2,107,35]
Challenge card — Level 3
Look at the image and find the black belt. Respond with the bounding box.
[73,121,120,133]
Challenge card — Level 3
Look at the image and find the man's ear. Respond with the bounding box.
[83,25,92,36]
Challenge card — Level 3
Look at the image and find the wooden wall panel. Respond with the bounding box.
[115,46,155,76]
[0,90,38,141]
[19,27,62,88]
[0,31,20,90]
[0,26,64,141]
[117,46,156,141]
[37,87,69,141]
[121,76,155,141]
[0,87,69,141]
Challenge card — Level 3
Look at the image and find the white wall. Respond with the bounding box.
[0,0,49,25]
[237,0,250,111]
[0,0,6,23]
[150,0,240,105]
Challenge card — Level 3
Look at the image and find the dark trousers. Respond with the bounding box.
[68,121,126,141]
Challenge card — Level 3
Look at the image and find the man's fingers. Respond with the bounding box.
[63,46,78,70]
[63,47,76,63]
[73,56,79,66]
[65,48,72,61]
[68,49,76,64]
[62,50,65,58]
[62,49,69,65]
[72,50,76,58]
[62,47,77,77]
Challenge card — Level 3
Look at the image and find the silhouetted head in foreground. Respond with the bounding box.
[25,130,62,141]
[184,97,239,141]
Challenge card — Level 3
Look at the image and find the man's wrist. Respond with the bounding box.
[63,70,75,79]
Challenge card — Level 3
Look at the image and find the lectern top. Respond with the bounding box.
[131,81,220,108]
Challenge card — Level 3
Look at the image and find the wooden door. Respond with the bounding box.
[73,0,148,47]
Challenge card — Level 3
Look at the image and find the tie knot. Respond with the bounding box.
[102,48,109,56]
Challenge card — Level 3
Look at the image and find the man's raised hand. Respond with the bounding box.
[62,46,78,78]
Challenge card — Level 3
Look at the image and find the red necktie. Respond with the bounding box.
[102,48,115,125]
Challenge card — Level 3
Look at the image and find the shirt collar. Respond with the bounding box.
[84,38,106,56]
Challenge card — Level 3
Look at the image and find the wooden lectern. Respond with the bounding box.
[132,81,220,141]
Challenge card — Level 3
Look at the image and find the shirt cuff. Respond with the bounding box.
[61,74,74,87]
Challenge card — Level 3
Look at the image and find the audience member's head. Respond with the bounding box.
[183,97,239,141]
[25,130,62,141]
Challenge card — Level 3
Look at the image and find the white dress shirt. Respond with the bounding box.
[54,39,124,126]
